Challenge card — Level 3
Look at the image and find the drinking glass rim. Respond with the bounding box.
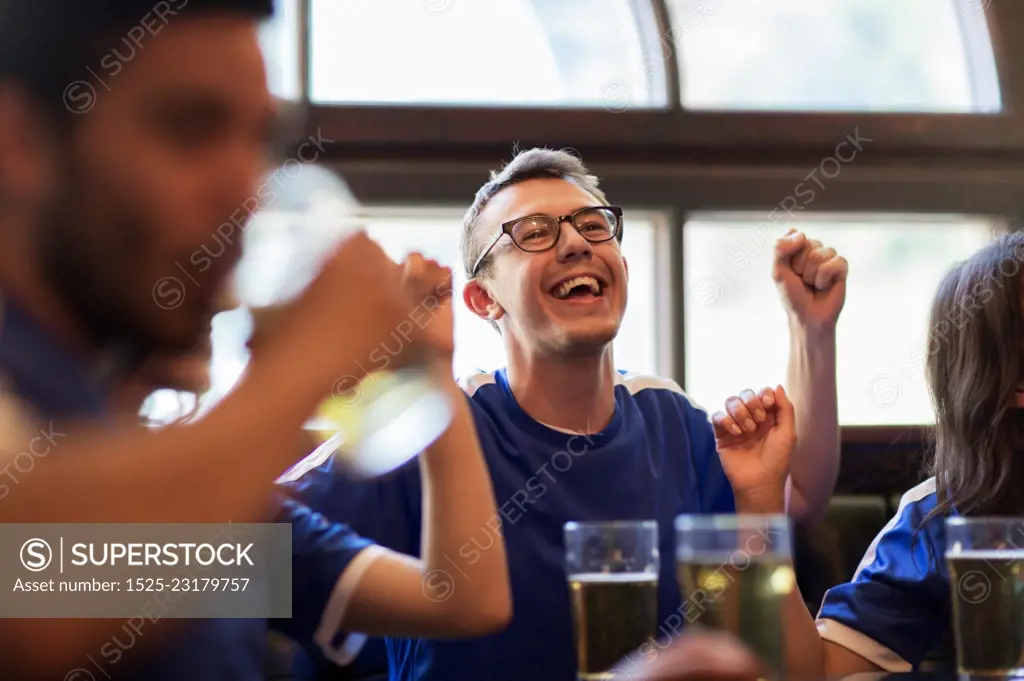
[564,520,658,532]
[944,516,1024,527]
[674,513,790,531]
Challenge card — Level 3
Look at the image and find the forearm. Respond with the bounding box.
[785,322,840,524]
[419,371,510,627]
[2,353,331,524]
[783,587,828,680]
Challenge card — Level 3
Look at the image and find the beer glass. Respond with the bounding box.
[564,520,659,681]
[946,517,1024,680]
[235,163,454,478]
[675,515,794,679]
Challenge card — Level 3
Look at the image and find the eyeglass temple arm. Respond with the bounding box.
[470,229,507,276]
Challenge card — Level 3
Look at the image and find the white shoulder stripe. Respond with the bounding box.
[615,372,707,412]
[848,477,937,583]
[276,432,342,483]
[458,371,497,397]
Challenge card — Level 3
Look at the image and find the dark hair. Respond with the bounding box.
[925,230,1024,521]
[460,147,609,280]
[0,0,274,123]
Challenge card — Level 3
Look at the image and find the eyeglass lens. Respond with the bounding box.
[510,207,618,252]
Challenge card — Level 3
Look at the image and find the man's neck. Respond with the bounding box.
[0,249,97,360]
[505,345,617,434]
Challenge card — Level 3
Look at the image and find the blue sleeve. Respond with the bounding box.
[278,452,331,508]
[271,497,376,646]
[817,487,949,670]
[278,452,422,556]
[272,439,426,674]
[271,390,484,669]
[682,398,736,514]
[279,389,484,557]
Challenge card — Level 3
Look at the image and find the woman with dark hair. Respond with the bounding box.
[782,230,1024,678]
[684,231,1024,681]
[924,232,1024,520]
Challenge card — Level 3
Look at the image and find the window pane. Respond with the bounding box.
[310,0,663,108]
[668,0,1000,112]
[213,206,663,405]
[683,214,997,425]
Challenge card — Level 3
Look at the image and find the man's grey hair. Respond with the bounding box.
[460,148,609,280]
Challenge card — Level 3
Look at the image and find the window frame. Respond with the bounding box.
[271,0,1024,494]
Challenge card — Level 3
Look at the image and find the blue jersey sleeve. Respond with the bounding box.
[271,496,383,664]
[278,390,490,559]
[681,397,736,514]
[272,427,430,674]
[278,447,423,556]
[816,480,949,671]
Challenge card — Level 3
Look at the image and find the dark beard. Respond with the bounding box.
[36,171,166,365]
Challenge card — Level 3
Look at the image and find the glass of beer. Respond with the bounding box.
[564,520,659,681]
[946,517,1024,680]
[235,163,454,478]
[246,304,454,478]
[675,514,794,679]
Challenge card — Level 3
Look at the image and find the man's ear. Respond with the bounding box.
[0,85,56,211]
[622,254,629,282]
[463,278,505,322]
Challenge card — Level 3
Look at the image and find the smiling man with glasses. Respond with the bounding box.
[283,147,848,681]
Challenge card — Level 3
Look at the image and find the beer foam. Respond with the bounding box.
[568,572,659,583]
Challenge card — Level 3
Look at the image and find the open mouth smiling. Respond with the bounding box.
[550,274,608,300]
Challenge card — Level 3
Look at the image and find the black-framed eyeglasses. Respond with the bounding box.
[470,206,624,277]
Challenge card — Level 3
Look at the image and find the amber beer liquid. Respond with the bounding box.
[569,572,658,681]
[676,555,794,677]
[564,521,660,681]
[947,550,1024,678]
[946,517,1024,680]
[675,515,793,681]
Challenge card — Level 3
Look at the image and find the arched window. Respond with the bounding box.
[260,0,1007,112]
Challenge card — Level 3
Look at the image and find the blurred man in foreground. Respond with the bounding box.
[0,2,509,679]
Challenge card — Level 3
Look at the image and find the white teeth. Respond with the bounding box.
[553,276,601,299]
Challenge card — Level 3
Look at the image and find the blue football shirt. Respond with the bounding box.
[0,296,378,680]
[817,478,954,671]
[281,367,736,681]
